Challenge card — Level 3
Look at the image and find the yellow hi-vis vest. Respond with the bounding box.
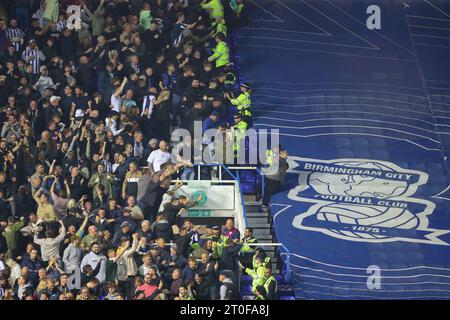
[240,237,258,253]
[201,0,224,19]
[245,265,265,291]
[252,255,271,270]
[230,92,251,116]
[210,41,230,68]
[213,21,228,37]
[263,275,277,297]
[207,235,227,257]
[232,120,248,154]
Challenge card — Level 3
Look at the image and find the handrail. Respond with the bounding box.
[255,167,265,201]
[236,170,248,227]
[192,163,237,180]
[237,242,292,285]
[281,244,292,283]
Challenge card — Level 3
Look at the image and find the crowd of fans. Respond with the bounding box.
[0,0,280,301]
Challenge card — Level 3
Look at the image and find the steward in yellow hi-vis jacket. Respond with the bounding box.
[240,228,258,268]
[208,32,230,69]
[243,254,266,292]
[212,17,227,37]
[231,113,248,160]
[201,0,225,20]
[227,82,252,118]
[265,145,280,167]
[262,267,278,300]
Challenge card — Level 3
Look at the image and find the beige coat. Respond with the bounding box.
[116,238,139,278]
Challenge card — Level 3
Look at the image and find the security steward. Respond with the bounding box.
[226,82,252,123]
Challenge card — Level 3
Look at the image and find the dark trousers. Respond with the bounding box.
[141,118,153,140]
[118,276,136,300]
[262,178,281,207]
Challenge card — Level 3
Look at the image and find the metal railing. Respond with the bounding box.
[185,164,292,287]
[240,243,292,284]
[189,163,264,231]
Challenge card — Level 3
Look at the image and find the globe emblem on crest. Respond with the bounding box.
[316,203,419,239]
[191,190,208,207]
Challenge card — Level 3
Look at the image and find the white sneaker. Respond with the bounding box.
[261,205,268,212]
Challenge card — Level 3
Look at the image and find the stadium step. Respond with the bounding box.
[246,217,269,225]
[245,203,262,213]
[252,229,272,237]
[241,197,296,297]
[247,223,271,229]
[246,211,269,218]
[254,235,274,242]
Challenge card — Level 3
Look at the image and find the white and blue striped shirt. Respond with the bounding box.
[56,19,67,32]
[6,26,25,51]
[22,46,46,74]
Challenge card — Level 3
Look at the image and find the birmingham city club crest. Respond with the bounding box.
[287,157,450,245]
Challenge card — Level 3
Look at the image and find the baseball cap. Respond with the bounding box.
[255,254,265,261]
[29,39,36,45]
[120,221,130,228]
[40,65,47,72]
[139,75,146,81]
[241,82,252,90]
[75,109,85,118]
[50,96,61,103]
[211,111,219,117]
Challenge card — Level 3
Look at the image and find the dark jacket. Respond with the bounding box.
[153,220,173,242]
[169,277,184,299]
[220,243,243,271]
[193,278,211,300]
[20,255,44,286]
[0,232,7,254]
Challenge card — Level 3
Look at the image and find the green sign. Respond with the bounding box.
[190,190,208,207]
[187,209,212,217]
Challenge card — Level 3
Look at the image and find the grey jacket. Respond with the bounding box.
[33,223,66,261]
[63,243,81,271]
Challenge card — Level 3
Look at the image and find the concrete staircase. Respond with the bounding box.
[244,200,280,275]
[240,198,296,300]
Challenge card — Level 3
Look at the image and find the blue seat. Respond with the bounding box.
[278,288,295,296]
[280,296,296,300]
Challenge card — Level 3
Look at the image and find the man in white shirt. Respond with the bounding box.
[147,140,171,173]
[111,77,127,112]
[141,89,156,138]
[80,242,107,283]
[105,111,124,136]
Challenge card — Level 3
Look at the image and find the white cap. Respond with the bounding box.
[50,96,61,103]
[75,109,85,118]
